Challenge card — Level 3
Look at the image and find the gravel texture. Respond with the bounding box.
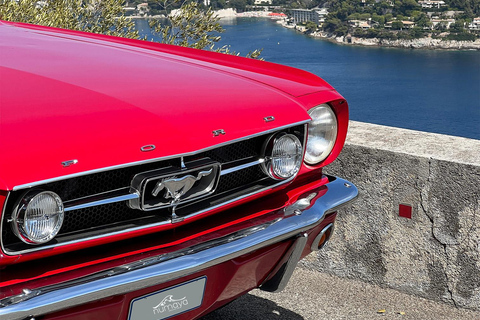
[201,267,480,320]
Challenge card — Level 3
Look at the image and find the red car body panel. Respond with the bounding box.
[0,20,357,320]
[0,21,342,191]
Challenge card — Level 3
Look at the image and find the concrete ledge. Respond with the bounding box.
[302,121,480,310]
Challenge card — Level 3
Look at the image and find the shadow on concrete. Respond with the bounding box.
[200,293,303,320]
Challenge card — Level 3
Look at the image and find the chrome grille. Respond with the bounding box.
[2,124,306,254]
[40,161,169,202]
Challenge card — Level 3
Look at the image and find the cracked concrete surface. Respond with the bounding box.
[311,121,480,310]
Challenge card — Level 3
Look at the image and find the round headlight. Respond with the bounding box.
[305,104,338,165]
[12,190,64,245]
[262,133,303,180]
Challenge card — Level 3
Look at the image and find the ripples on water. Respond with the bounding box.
[136,18,480,139]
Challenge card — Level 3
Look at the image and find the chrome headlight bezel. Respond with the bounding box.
[305,104,338,165]
[11,190,64,245]
[262,133,303,180]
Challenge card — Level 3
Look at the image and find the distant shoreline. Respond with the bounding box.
[126,9,281,19]
[276,20,480,51]
[273,21,480,51]
[315,32,480,51]
[131,11,480,51]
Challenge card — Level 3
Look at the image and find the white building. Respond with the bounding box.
[468,17,480,30]
[348,20,373,29]
[431,18,455,29]
[418,1,446,9]
[137,3,150,16]
[254,0,273,4]
[385,20,416,29]
[290,8,328,25]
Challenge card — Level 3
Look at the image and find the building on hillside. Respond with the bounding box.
[385,20,415,29]
[123,6,136,16]
[442,11,464,18]
[373,0,394,6]
[401,21,415,29]
[348,19,377,29]
[418,0,446,9]
[431,18,455,29]
[468,17,480,30]
[137,3,150,16]
[290,8,328,25]
[254,0,273,4]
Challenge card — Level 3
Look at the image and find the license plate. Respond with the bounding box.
[128,277,207,320]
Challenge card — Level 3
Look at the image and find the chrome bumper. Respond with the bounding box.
[0,176,357,320]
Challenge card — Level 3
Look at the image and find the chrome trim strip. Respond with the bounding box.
[3,171,297,256]
[2,124,308,256]
[12,120,310,191]
[220,159,265,176]
[2,160,276,252]
[2,220,170,256]
[55,159,261,212]
[0,177,357,320]
[64,193,140,212]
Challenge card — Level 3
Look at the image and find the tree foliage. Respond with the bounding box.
[446,31,477,40]
[0,0,138,38]
[391,20,404,30]
[149,1,261,57]
[150,1,223,49]
[449,20,466,32]
[444,0,480,17]
[0,0,262,58]
[318,0,478,41]
[415,13,432,29]
[305,20,318,33]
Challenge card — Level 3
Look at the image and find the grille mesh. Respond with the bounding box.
[186,135,262,164]
[45,161,171,202]
[59,202,150,234]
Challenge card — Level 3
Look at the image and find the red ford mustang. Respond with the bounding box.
[0,20,357,320]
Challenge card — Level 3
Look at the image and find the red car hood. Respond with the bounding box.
[0,22,334,190]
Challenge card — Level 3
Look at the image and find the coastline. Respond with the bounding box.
[131,10,480,51]
[127,9,282,20]
[313,32,480,51]
[276,20,480,51]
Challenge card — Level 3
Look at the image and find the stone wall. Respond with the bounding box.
[301,121,480,310]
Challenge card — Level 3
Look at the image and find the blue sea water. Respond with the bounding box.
[136,18,480,139]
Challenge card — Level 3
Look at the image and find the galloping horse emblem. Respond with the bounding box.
[151,168,213,201]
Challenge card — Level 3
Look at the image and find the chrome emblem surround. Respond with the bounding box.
[129,158,221,222]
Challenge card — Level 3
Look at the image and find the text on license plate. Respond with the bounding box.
[128,277,207,320]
